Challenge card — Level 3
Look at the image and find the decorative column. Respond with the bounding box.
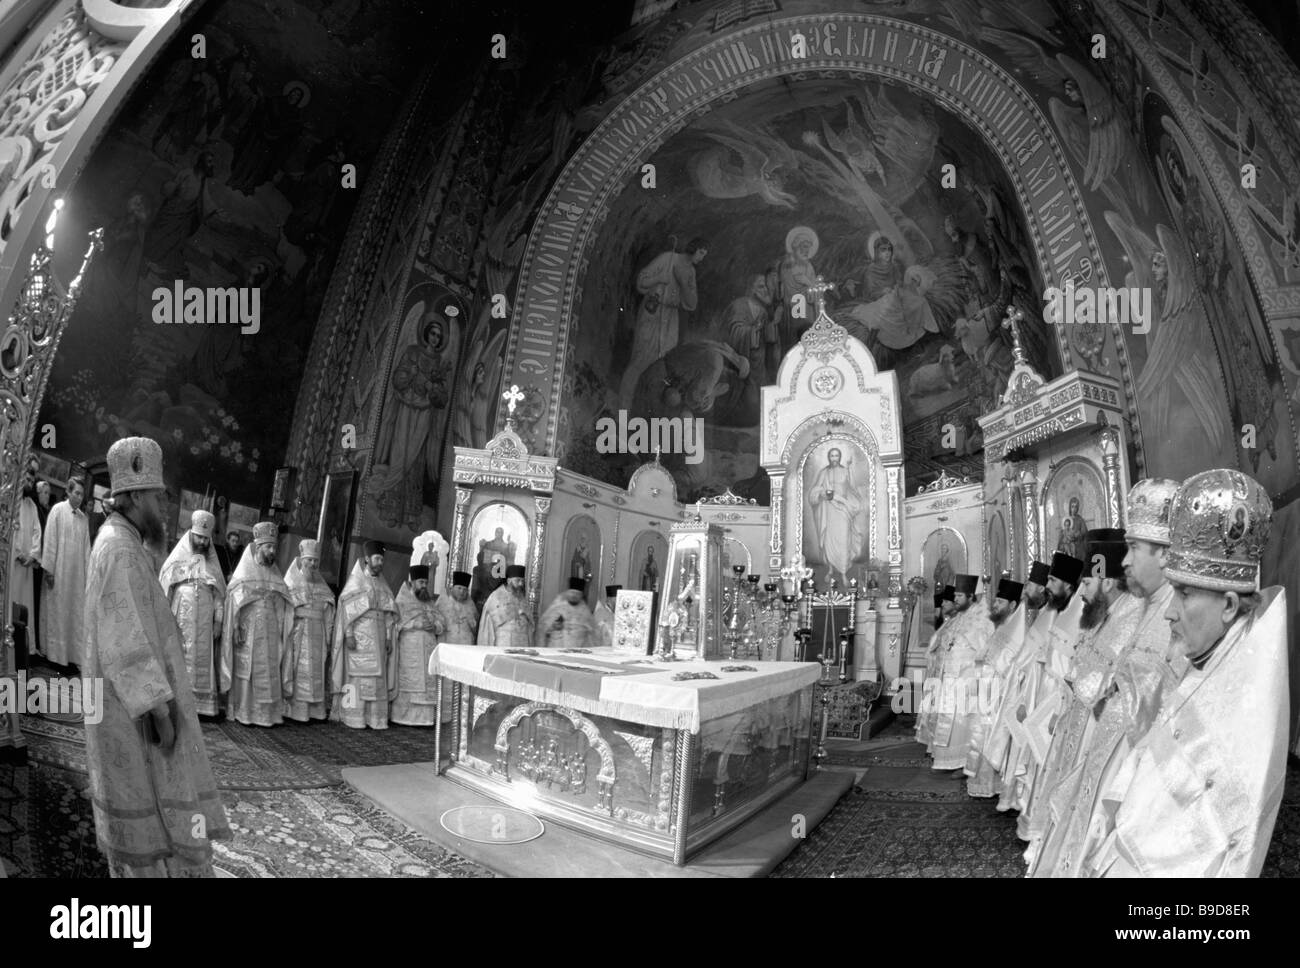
[885,465,903,608]
[1099,428,1123,528]
[450,485,472,570]
[1019,462,1040,564]
[529,496,552,616]
[1002,463,1019,578]
[767,471,784,577]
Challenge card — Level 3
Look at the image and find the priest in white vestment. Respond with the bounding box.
[391,564,444,726]
[433,570,479,645]
[1033,480,1183,876]
[1019,532,1133,862]
[159,509,226,717]
[1028,528,1143,873]
[330,540,399,729]
[283,539,336,722]
[1010,552,1084,835]
[39,475,91,667]
[478,564,534,648]
[83,437,229,877]
[965,578,1025,797]
[1086,469,1289,877]
[917,583,958,748]
[221,522,294,727]
[593,584,619,649]
[538,577,599,649]
[931,574,993,771]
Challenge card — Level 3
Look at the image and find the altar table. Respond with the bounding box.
[429,644,820,865]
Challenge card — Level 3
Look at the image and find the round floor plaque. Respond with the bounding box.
[439,805,545,845]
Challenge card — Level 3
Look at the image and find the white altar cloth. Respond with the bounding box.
[430,644,821,733]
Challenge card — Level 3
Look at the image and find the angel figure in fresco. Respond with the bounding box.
[1104,211,1233,473]
[370,300,460,530]
[453,326,507,448]
[689,119,801,208]
[980,33,1151,223]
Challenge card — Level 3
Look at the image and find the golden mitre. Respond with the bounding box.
[1124,477,1181,546]
[1165,469,1272,593]
[107,436,164,496]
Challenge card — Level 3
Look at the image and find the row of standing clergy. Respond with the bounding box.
[917,469,1290,878]
[158,518,480,730]
[160,521,625,731]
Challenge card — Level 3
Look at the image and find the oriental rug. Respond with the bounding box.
[0,761,492,878]
[20,714,442,791]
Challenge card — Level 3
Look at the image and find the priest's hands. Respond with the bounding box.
[148,700,179,755]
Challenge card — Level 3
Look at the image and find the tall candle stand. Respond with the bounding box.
[724,564,747,660]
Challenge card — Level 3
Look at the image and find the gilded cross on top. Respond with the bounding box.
[1002,304,1028,366]
[809,276,835,318]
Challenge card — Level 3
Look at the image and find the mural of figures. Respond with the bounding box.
[467,503,529,613]
[1139,95,1297,494]
[628,530,667,593]
[801,441,871,587]
[560,514,601,608]
[931,537,957,592]
[369,283,466,532]
[41,0,428,503]
[567,78,1056,501]
[1044,459,1105,563]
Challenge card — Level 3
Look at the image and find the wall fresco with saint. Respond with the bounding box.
[562,76,1058,503]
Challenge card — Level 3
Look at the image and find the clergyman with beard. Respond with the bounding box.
[1020,560,1050,618]
[221,522,294,727]
[40,474,92,669]
[159,509,226,717]
[929,574,993,774]
[993,551,1083,821]
[966,577,1026,798]
[390,564,445,726]
[82,437,230,876]
[283,538,336,723]
[1025,528,1140,871]
[478,563,534,648]
[330,540,399,729]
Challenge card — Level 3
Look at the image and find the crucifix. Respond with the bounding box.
[501,384,525,425]
[809,276,835,319]
[1002,304,1029,366]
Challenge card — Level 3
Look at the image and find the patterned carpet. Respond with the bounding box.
[772,715,1300,878]
[1,711,490,878]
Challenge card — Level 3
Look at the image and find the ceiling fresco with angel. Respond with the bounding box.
[561,76,1060,503]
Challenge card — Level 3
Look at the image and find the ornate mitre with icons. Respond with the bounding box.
[107,436,164,495]
[1164,469,1273,593]
[1124,478,1180,546]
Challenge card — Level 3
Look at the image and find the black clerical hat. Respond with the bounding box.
[1026,560,1050,585]
[363,539,385,557]
[996,578,1024,602]
[605,585,621,597]
[1049,552,1084,586]
[452,570,471,587]
[568,577,586,591]
[941,585,955,602]
[408,564,429,581]
[954,574,978,596]
[1083,528,1128,581]
[505,564,525,579]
